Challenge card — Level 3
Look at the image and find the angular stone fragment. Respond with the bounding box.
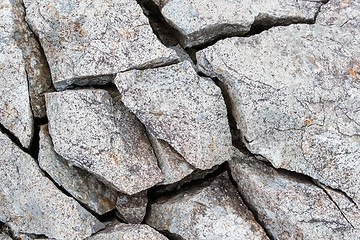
[87,223,168,240]
[197,22,360,204]
[146,172,269,240]
[45,89,163,194]
[229,151,360,239]
[0,233,11,240]
[0,132,103,239]
[38,124,117,215]
[23,0,179,90]
[6,0,53,118]
[153,0,325,47]
[116,191,148,224]
[147,131,195,185]
[0,0,33,148]
[115,61,232,170]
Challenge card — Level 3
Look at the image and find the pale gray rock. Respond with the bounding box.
[0,233,11,240]
[45,89,164,194]
[154,0,325,47]
[6,0,53,118]
[116,191,148,224]
[229,150,360,239]
[23,0,179,90]
[146,172,269,240]
[147,130,195,185]
[316,0,360,27]
[115,61,232,170]
[318,183,360,229]
[38,124,117,215]
[87,223,168,240]
[0,0,33,148]
[197,22,360,204]
[0,131,103,239]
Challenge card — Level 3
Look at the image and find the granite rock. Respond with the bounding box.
[0,0,33,148]
[116,191,148,224]
[0,233,11,240]
[0,131,103,239]
[229,150,360,239]
[23,0,179,90]
[38,124,117,215]
[146,172,269,240]
[197,22,360,204]
[154,0,325,47]
[316,0,360,27]
[147,130,195,185]
[45,89,164,194]
[87,223,168,240]
[115,61,232,170]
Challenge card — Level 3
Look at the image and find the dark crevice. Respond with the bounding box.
[28,117,48,159]
[146,161,228,203]
[98,209,123,224]
[227,168,275,240]
[314,182,355,229]
[136,0,182,47]
[158,230,185,240]
[315,182,358,207]
[0,123,30,154]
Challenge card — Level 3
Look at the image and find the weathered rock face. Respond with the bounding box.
[87,223,168,240]
[146,172,269,240]
[197,11,360,204]
[38,124,117,215]
[6,0,53,118]
[154,0,325,47]
[45,89,164,194]
[23,0,179,90]
[0,132,104,239]
[115,61,232,170]
[316,0,360,27]
[0,0,33,148]
[0,233,11,240]
[147,131,195,185]
[116,191,148,224]
[229,151,360,239]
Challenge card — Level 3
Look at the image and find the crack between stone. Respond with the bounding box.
[314,181,356,229]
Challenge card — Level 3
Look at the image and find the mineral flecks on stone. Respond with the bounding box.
[115,61,232,170]
[147,131,195,185]
[45,89,164,194]
[23,0,179,90]
[146,172,269,240]
[229,151,360,239]
[316,0,360,27]
[116,191,148,224]
[197,18,360,204]
[0,132,103,239]
[87,223,168,240]
[0,233,11,240]
[38,124,117,215]
[153,0,325,47]
[0,0,33,148]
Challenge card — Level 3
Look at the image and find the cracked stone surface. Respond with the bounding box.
[45,89,164,194]
[23,0,179,90]
[38,124,117,215]
[0,131,104,239]
[147,130,195,185]
[154,0,325,47]
[146,172,269,240]
[0,0,33,148]
[116,191,148,224]
[229,150,360,240]
[197,8,360,205]
[87,222,168,240]
[115,61,232,170]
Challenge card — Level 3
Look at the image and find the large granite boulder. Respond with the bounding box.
[45,89,164,194]
[23,0,179,90]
